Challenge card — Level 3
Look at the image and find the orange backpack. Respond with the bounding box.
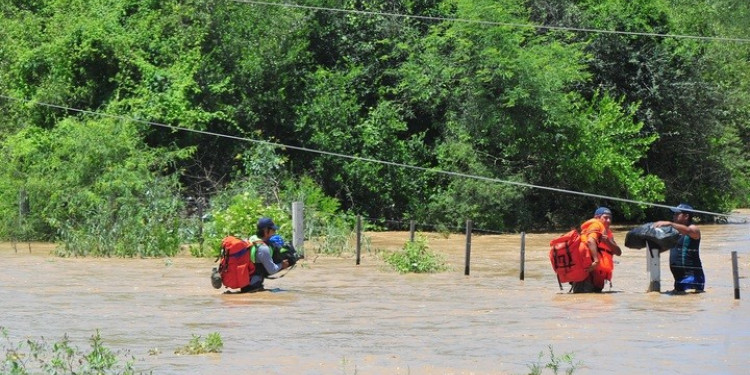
[216,236,255,289]
[549,229,592,283]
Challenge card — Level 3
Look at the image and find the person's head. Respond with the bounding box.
[256,217,278,240]
[594,206,613,228]
[670,203,694,225]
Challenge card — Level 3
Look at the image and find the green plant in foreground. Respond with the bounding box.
[1,327,146,374]
[340,356,358,375]
[174,332,223,355]
[526,345,582,375]
[385,234,448,273]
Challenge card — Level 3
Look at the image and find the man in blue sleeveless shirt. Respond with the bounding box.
[654,203,705,294]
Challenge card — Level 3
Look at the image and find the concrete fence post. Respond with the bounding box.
[646,242,661,293]
[292,201,304,255]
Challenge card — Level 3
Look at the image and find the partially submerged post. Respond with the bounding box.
[732,251,740,300]
[646,242,661,292]
[519,232,526,280]
[356,215,362,265]
[292,201,304,255]
[197,195,205,251]
[464,219,472,276]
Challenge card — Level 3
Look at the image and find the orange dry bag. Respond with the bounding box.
[549,229,592,283]
[217,236,255,289]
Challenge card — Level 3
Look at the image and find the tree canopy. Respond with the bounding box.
[1,0,748,252]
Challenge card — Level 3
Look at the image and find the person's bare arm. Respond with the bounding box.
[601,235,622,256]
[654,221,701,240]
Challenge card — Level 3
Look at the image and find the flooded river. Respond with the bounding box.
[1,213,749,374]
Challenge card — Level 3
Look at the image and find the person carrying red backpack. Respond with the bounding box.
[571,207,622,293]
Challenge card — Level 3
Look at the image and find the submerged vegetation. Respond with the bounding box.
[174,333,223,355]
[385,235,449,273]
[526,345,582,375]
[0,328,225,374]
[0,327,147,375]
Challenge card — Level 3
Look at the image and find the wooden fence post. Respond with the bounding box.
[732,251,740,300]
[520,232,526,280]
[356,215,362,265]
[464,219,472,276]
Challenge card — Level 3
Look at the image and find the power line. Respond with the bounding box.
[2,94,747,221]
[231,0,750,43]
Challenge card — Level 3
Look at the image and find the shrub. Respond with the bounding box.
[200,192,289,257]
[198,175,356,258]
[174,333,223,355]
[385,235,448,273]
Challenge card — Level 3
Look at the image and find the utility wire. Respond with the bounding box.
[231,0,750,43]
[2,94,747,221]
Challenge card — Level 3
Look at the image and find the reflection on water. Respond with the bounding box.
[1,217,749,374]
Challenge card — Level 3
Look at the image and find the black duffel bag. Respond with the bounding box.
[624,223,681,250]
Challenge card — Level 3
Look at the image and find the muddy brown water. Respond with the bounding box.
[2,214,749,374]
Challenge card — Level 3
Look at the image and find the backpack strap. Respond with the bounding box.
[266,263,297,280]
[229,247,249,258]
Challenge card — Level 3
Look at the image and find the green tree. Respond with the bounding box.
[0,118,191,256]
[294,1,437,219]
[667,0,750,208]
[527,0,750,215]
[398,0,662,229]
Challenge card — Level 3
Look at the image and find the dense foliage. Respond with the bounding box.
[1,0,748,253]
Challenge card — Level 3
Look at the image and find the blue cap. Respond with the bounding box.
[594,207,612,216]
[670,203,694,214]
[257,217,278,230]
[269,234,285,247]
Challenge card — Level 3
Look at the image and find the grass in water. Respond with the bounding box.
[174,332,223,355]
[385,234,448,273]
[526,345,582,375]
[1,327,146,374]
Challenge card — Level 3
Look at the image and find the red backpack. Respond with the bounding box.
[216,236,255,289]
[549,229,591,283]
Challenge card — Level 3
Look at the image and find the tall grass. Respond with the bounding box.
[526,345,582,375]
[0,327,146,375]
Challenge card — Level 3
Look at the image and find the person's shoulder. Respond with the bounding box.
[250,239,269,250]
